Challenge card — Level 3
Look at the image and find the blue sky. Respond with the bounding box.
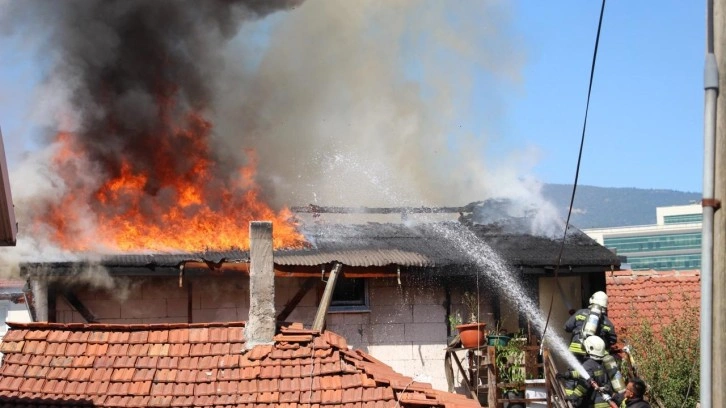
[0,1,706,194]
[500,1,705,193]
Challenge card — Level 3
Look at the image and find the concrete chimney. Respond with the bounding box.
[245,221,275,349]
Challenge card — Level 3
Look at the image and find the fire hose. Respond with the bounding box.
[622,342,638,378]
[588,379,618,408]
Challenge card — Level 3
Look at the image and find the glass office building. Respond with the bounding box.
[583,204,702,271]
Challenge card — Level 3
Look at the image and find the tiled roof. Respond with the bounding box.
[606,269,700,339]
[0,321,478,408]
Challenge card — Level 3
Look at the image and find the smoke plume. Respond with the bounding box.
[0,0,566,264]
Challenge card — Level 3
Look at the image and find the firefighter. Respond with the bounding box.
[556,335,613,408]
[565,291,618,359]
[610,378,652,408]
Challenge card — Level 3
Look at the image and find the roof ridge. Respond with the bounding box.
[7,321,248,331]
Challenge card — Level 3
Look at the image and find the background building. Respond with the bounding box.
[583,204,702,271]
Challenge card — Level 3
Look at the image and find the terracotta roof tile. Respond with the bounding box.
[169,343,191,356]
[1,329,26,342]
[129,331,149,344]
[606,269,700,341]
[147,343,170,356]
[45,330,70,343]
[154,368,177,383]
[208,327,228,343]
[106,343,129,356]
[216,354,239,369]
[177,357,198,370]
[195,368,217,383]
[188,327,209,343]
[135,355,159,369]
[157,356,179,369]
[128,343,151,356]
[171,369,195,383]
[148,330,169,343]
[198,356,219,369]
[0,321,478,407]
[22,341,45,355]
[67,368,92,382]
[24,365,49,379]
[227,327,245,343]
[171,395,194,406]
[113,355,137,368]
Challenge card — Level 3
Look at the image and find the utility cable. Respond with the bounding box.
[540,0,607,351]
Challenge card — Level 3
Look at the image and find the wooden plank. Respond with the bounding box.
[450,351,478,401]
[187,280,193,323]
[488,346,498,408]
[312,262,342,331]
[445,350,455,393]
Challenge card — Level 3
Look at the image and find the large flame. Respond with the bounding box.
[36,109,305,253]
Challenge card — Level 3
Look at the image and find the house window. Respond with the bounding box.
[329,277,370,312]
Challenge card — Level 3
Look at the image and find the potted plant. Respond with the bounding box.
[447,312,462,346]
[495,336,527,407]
[487,320,511,347]
[455,291,487,348]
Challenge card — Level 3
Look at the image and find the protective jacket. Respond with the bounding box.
[562,358,612,408]
[565,308,618,356]
[611,393,652,408]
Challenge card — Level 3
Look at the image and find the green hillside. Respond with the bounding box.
[542,184,702,229]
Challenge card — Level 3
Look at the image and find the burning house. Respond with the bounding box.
[0,1,622,405]
[16,208,620,392]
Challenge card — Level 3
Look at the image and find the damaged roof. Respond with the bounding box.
[21,220,619,276]
[0,321,478,408]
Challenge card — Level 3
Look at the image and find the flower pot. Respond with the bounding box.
[487,334,511,347]
[456,322,487,348]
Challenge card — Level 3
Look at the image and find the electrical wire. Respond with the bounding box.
[540,0,607,348]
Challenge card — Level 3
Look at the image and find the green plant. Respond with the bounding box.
[495,336,526,392]
[626,292,700,408]
[448,311,462,332]
[461,291,479,323]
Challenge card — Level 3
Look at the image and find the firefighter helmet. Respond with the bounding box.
[583,335,607,360]
[589,291,608,308]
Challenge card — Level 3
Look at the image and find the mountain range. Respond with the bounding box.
[541,184,702,229]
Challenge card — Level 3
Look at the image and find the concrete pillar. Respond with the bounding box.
[712,1,726,406]
[245,221,275,349]
[31,279,48,322]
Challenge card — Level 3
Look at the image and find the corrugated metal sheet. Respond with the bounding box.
[274,249,435,267]
[20,220,621,274]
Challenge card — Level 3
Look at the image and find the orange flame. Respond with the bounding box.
[37,112,305,252]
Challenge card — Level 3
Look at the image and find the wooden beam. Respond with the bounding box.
[291,204,468,214]
[187,280,193,324]
[312,262,342,331]
[47,284,57,323]
[276,277,318,322]
[61,290,98,323]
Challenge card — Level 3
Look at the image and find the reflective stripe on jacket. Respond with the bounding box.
[565,308,618,354]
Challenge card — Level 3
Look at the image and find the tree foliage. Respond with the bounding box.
[625,293,699,408]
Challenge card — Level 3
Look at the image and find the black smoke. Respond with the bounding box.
[3,0,302,190]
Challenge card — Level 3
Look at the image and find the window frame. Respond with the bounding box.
[328,277,371,313]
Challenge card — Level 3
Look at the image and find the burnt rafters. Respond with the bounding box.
[61,289,99,323]
[276,277,319,322]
